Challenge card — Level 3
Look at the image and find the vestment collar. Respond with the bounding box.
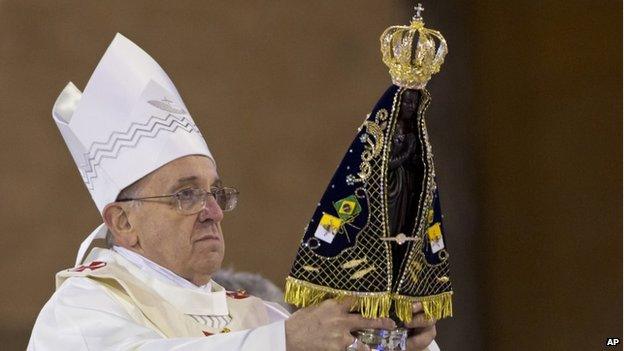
[87,248,228,316]
[112,246,212,292]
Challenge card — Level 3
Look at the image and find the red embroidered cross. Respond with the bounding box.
[71,261,107,272]
[226,289,249,299]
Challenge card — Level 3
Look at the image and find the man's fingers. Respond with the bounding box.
[347,337,371,351]
[412,302,423,313]
[407,302,437,349]
[356,341,371,351]
[346,314,396,331]
[407,325,437,350]
[336,296,358,312]
[405,312,436,329]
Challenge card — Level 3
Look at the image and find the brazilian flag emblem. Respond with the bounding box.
[333,195,361,221]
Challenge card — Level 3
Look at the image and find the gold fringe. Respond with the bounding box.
[285,277,391,318]
[285,276,453,323]
[393,291,453,322]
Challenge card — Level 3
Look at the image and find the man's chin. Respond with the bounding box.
[193,245,223,261]
[194,257,223,277]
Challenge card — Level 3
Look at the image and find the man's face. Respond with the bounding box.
[125,155,225,285]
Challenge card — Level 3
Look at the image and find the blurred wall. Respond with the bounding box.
[470,2,622,350]
[0,1,620,350]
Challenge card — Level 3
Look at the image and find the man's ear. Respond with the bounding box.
[103,203,139,248]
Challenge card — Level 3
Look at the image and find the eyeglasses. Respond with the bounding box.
[117,187,239,215]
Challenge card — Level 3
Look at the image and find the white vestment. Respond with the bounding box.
[28,248,288,350]
[28,247,440,350]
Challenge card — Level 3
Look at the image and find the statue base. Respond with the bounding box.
[350,328,408,351]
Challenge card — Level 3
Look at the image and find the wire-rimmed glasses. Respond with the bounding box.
[117,187,239,215]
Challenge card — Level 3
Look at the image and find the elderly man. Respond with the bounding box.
[28,34,438,350]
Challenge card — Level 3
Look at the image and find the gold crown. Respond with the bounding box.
[380,4,448,89]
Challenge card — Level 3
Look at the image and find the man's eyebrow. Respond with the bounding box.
[169,176,198,191]
[170,176,222,191]
[175,176,198,184]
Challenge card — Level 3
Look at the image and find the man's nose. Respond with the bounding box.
[198,196,224,222]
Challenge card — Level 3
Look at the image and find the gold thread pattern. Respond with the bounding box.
[350,266,377,280]
[342,258,368,269]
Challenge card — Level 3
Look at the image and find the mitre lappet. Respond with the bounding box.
[285,8,453,323]
[52,33,213,266]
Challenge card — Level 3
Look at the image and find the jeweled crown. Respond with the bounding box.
[380,4,448,89]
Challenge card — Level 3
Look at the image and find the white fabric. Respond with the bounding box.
[53,33,212,213]
[112,245,213,292]
[110,246,289,321]
[28,248,287,350]
[75,223,107,266]
[100,248,229,316]
[29,246,439,350]
[52,33,214,266]
[428,340,441,351]
[28,278,286,351]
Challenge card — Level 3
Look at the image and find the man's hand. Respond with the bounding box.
[404,302,437,351]
[285,297,396,351]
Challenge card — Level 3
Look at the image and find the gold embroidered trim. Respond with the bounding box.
[284,276,452,322]
[359,109,388,180]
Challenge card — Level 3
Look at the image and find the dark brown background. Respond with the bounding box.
[0,1,621,350]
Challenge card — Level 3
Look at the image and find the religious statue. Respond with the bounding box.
[285,4,453,350]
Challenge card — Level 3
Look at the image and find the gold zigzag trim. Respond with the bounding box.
[284,276,452,323]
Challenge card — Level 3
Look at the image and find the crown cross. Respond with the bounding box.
[413,3,425,21]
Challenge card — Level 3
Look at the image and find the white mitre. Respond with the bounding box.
[52,33,212,266]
